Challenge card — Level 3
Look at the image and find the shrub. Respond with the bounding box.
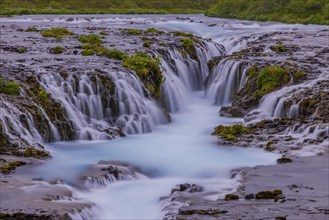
[41,27,73,41]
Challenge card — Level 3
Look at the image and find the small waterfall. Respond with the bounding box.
[206,59,248,105]
[288,104,300,118]
[40,71,167,137]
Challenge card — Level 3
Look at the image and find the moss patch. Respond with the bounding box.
[0,161,26,174]
[17,47,26,53]
[212,124,250,142]
[51,45,65,54]
[126,29,142,35]
[224,194,239,201]
[255,190,283,199]
[123,52,163,99]
[41,27,74,41]
[255,65,290,98]
[1,81,20,95]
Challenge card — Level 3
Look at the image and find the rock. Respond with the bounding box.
[255,190,283,199]
[244,193,255,200]
[171,183,203,194]
[277,157,293,164]
[224,194,239,201]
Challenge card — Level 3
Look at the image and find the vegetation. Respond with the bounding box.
[41,27,74,41]
[102,48,127,60]
[145,28,164,34]
[0,81,20,95]
[17,47,26,53]
[224,194,239,201]
[81,49,95,56]
[212,124,250,142]
[272,41,288,53]
[248,65,290,98]
[26,26,38,32]
[51,46,65,54]
[143,42,152,48]
[123,52,163,98]
[206,0,329,25]
[0,161,26,174]
[78,34,103,45]
[0,0,216,15]
[255,189,283,199]
[126,29,143,35]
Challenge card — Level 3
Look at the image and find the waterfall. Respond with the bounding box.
[205,59,248,105]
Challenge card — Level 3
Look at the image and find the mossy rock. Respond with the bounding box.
[224,194,239,201]
[0,161,26,174]
[51,46,65,54]
[255,190,283,199]
[41,27,74,41]
[123,52,163,99]
[180,38,197,59]
[212,124,250,142]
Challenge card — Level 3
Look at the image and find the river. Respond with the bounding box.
[2,14,326,219]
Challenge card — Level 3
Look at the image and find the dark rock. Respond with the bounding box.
[277,157,293,164]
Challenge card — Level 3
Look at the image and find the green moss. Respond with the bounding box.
[126,29,142,35]
[255,190,283,199]
[81,49,95,56]
[0,77,3,92]
[38,89,49,104]
[41,27,74,41]
[51,46,64,54]
[103,48,127,60]
[99,31,107,35]
[0,161,26,174]
[141,36,149,41]
[255,65,290,98]
[145,28,164,34]
[292,70,306,82]
[26,26,38,32]
[272,42,288,53]
[224,194,239,201]
[3,81,20,95]
[78,34,103,45]
[123,52,163,99]
[17,47,26,53]
[180,38,197,59]
[24,147,50,159]
[212,124,250,142]
[143,42,152,48]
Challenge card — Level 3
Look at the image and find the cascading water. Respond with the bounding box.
[4,14,324,219]
[206,59,248,105]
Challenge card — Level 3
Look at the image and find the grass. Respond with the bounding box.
[206,0,329,25]
[41,27,74,41]
[0,0,216,16]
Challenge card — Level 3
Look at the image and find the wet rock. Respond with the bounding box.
[224,194,239,201]
[171,183,203,194]
[277,157,293,164]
